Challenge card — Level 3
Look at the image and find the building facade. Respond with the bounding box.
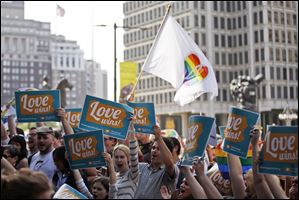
[85,60,108,99]
[1,1,52,105]
[51,34,86,108]
[123,1,298,135]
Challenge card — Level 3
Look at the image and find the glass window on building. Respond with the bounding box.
[283,86,288,99]
[271,86,275,98]
[276,67,281,80]
[194,15,199,27]
[283,68,287,80]
[227,18,231,30]
[259,11,263,24]
[221,35,226,47]
[223,89,227,101]
[274,12,279,24]
[254,12,258,25]
[222,53,226,65]
[255,49,259,62]
[277,86,281,98]
[270,66,275,79]
[254,31,259,43]
[214,34,219,47]
[239,34,242,46]
[290,87,294,99]
[268,11,272,23]
[261,48,265,61]
[222,71,227,83]
[214,16,218,29]
[287,31,292,44]
[201,33,206,46]
[262,86,266,99]
[215,52,219,65]
[238,16,242,28]
[288,65,294,79]
[221,17,225,29]
[276,48,281,61]
[213,1,218,11]
[201,15,206,28]
[244,33,248,45]
[239,52,243,64]
[220,1,225,11]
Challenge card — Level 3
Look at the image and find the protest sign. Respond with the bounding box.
[64,130,105,169]
[53,184,87,199]
[126,101,156,134]
[79,95,134,140]
[15,90,60,122]
[65,108,81,128]
[181,115,215,166]
[222,106,259,158]
[259,125,298,176]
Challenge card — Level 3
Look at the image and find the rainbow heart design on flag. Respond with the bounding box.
[184,53,208,83]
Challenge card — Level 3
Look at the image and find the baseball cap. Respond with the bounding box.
[36,126,54,136]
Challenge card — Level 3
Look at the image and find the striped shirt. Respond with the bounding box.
[109,138,139,199]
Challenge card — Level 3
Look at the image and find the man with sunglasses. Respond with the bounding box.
[29,126,57,181]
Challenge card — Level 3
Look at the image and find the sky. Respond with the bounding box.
[25,1,125,101]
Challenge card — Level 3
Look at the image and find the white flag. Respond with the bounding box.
[142,14,218,106]
[56,4,65,17]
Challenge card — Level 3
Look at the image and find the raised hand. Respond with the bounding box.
[160,185,171,199]
[250,128,260,146]
[192,156,205,176]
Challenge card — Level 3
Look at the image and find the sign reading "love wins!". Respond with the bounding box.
[15,90,60,122]
[259,126,298,176]
[79,95,133,140]
[223,106,260,159]
[64,130,105,169]
[126,101,156,134]
[65,108,82,128]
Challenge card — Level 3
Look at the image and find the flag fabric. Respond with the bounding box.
[142,14,218,106]
[56,5,65,17]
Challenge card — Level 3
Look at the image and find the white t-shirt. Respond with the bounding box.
[29,149,57,181]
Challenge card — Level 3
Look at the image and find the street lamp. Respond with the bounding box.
[278,106,298,125]
[95,24,148,102]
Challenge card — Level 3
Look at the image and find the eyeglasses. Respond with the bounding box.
[34,160,44,170]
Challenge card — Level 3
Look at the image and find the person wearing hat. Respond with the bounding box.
[29,126,57,181]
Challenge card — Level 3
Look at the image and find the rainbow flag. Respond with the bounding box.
[215,139,253,179]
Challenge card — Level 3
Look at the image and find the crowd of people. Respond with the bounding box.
[1,104,298,199]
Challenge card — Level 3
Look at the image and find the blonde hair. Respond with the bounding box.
[113,144,130,160]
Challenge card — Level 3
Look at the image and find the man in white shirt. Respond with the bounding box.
[29,126,57,181]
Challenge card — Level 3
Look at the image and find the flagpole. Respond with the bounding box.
[128,3,172,100]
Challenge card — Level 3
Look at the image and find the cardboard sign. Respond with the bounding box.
[64,130,105,169]
[65,108,82,128]
[259,126,298,176]
[222,106,260,158]
[79,95,134,140]
[126,101,156,134]
[207,164,233,196]
[53,184,87,199]
[181,115,215,166]
[15,90,60,122]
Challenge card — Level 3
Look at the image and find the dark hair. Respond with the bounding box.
[92,176,109,198]
[29,127,37,131]
[161,137,174,153]
[52,146,70,172]
[54,130,62,140]
[3,145,20,159]
[16,127,25,136]
[168,137,181,155]
[8,135,28,159]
